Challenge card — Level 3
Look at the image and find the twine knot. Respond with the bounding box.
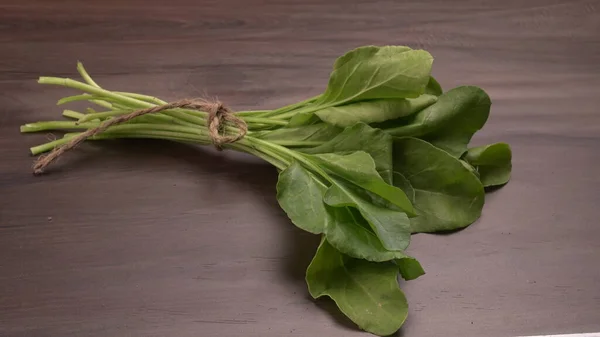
[204,100,247,149]
[32,98,247,174]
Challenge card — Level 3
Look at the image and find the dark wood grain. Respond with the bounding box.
[1,1,599,336]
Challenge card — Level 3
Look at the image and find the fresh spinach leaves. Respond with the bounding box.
[393,137,485,233]
[384,86,491,157]
[306,239,411,336]
[24,44,512,337]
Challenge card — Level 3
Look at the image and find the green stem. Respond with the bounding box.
[271,103,326,120]
[88,130,211,144]
[75,63,169,107]
[254,95,321,117]
[89,99,115,109]
[78,110,129,122]
[77,110,182,126]
[62,109,86,120]
[232,143,287,170]
[29,130,208,155]
[234,109,275,116]
[40,77,209,127]
[234,95,320,118]
[30,128,288,172]
[265,140,325,147]
[242,117,288,126]
[30,137,74,155]
[116,92,168,105]
[21,121,100,133]
[77,61,101,88]
[58,94,102,105]
[39,77,155,109]
[247,136,330,182]
[20,121,210,140]
[249,144,291,167]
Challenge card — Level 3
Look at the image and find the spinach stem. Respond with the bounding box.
[263,140,324,147]
[20,121,211,139]
[62,109,86,120]
[43,77,270,134]
[242,117,288,126]
[21,121,100,133]
[270,103,325,120]
[29,75,321,173]
[255,95,321,117]
[58,94,102,106]
[115,92,168,105]
[235,95,320,118]
[89,99,115,109]
[236,144,289,170]
[39,77,154,108]
[30,137,74,155]
[27,127,289,172]
[39,77,202,126]
[78,110,182,125]
[76,62,101,88]
[78,110,129,122]
[247,136,331,182]
[234,109,274,116]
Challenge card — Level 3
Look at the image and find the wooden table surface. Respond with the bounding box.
[1,1,599,336]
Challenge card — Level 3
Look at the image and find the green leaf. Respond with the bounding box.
[324,206,412,262]
[392,171,414,203]
[287,111,322,127]
[332,45,413,70]
[396,257,425,281]
[252,123,342,143]
[306,239,410,336]
[385,86,491,157]
[463,142,512,187]
[310,151,414,215]
[317,46,434,106]
[314,94,437,128]
[276,161,330,234]
[276,161,412,259]
[301,123,394,183]
[325,178,411,251]
[393,137,485,233]
[425,76,443,96]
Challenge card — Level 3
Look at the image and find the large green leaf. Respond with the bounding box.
[306,239,410,336]
[463,142,512,187]
[325,178,411,251]
[276,161,412,259]
[324,206,412,262]
[393,137,485,233]
[301,123,394,183]
[310,151,414,215]
[314,94,437,128]
[317,46,434,106]
[276,157,413,257]
[332,45,412,70]
[385,86,491,157]
[276,161,329,234]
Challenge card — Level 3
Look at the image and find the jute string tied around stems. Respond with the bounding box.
[32,99,247,175]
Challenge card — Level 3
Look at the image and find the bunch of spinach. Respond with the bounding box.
[21,45,511,336]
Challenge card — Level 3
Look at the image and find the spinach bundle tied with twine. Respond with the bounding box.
[22,45,512,336]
